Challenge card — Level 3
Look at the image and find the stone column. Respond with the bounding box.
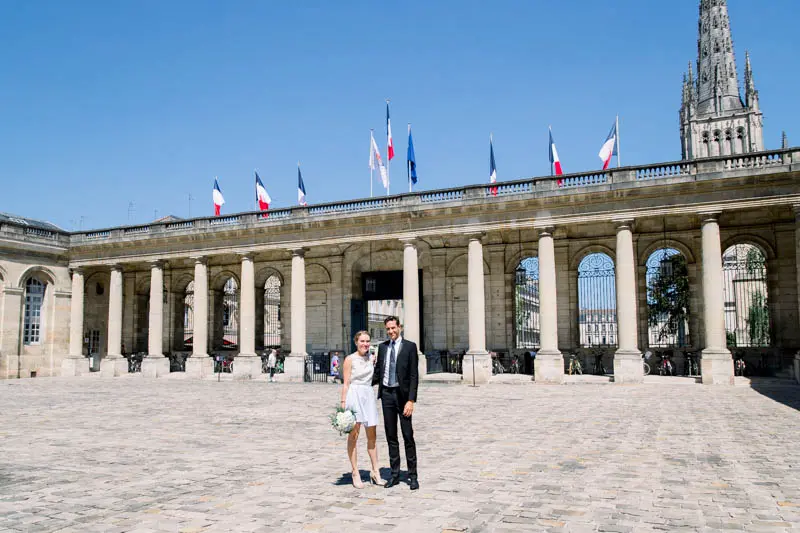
[285,248,306,382]
[62,268,88,376]
[142,261,169,377]
[613,221,643,383]
[463,235,491,384]
[186,257,213,378]
[535,228,564,383]
[402,238,425,377]
[794,207,800,384]
[700,214,734,384]
[234,253,260,379]
[101,265,128,376]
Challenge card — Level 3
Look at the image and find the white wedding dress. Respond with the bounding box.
[345,353,379,427]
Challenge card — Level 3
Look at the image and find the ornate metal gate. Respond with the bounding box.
[646,248,690,347]
[514,257,540,350]
[722,244,770,347]
[577,253,617,347]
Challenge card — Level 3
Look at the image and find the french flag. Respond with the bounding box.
[489,135,498,197]
[297,165,307,206]
[213,178,225,216]
[549,127,563,178]
[598,121,618,170]
[255,172,271,217]
[386,102,394,161]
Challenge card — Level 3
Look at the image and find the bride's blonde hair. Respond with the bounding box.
[352,330,370,345]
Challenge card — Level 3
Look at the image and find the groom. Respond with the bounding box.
[373,315,419,490]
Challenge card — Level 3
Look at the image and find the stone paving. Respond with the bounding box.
[1,376,799,533]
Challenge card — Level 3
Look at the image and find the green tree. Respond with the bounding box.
[746,291,770,346]
[647,253,690,345]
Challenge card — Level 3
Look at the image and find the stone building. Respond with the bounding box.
[2,0,799,384]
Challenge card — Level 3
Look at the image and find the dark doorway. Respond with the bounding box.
[351,270,424,352]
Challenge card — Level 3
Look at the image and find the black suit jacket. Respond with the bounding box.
[372,338,419,403]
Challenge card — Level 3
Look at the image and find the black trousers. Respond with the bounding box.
[381,387,417,478]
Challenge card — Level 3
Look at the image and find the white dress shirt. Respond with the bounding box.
[382,336,403,386]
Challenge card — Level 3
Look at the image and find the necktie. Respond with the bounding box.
[388,342,398,387]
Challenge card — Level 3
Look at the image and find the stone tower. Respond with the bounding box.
[680,0,764,159]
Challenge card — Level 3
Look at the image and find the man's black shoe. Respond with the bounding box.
[409,478,419,490]
[385,477,401,488]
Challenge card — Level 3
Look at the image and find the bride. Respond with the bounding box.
[340,330,382,488]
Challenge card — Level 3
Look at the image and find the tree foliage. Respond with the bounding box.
[746,291,770,347]
[647,253,690,345]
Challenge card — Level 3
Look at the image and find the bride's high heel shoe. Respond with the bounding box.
[370,471,384,486]
[351,471,364,489]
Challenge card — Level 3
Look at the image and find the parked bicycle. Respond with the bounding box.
[507,355,521,374]
[127,353,144,373]
[214,356,233,373]
[567,353,583,375]
[642,351,652,376]
[684,351,699,377]
[658,352,674,376]
[734,357,746,376]
[591,349,607,375]
[491,355,505,375]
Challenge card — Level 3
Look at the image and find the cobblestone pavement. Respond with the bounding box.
[1,376,799,533]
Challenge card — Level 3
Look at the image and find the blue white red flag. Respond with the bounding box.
[386,102,394,161]
[489,135,498,196]
[297,165,307,206]
[255,172,271,216]
[598,121,619,170]
[549,127,563,176]
[213,178,225,216]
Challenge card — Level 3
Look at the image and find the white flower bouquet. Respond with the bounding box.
[330,406,357,436]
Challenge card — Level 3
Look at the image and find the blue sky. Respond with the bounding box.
[1,1,797,231]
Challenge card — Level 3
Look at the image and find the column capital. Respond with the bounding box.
[613,218,636,231]
[190,256,208,265]
[237,252,255,261]
[290,247,307,257]
[109,263,124,273]
[69,266,84,276]
[699,211,722,224]
[148,260,166,269]
[537,226,555,238]
[399,236,418,247]
[465,232,486,243]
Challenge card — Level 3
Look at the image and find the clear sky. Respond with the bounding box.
[1,1,797,231]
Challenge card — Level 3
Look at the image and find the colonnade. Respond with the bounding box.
[63,217,735,384]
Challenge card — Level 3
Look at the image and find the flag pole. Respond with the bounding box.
[254,169,258,212]
[408,123,412,193]
[386,98,390,197]
[616,115,621,168]
[549,126,553,177]
[369,129,374,198]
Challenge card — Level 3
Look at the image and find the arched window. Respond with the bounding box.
[23,278,45,345]
[722,244,770,347]
[701,132,710,158]
[578,253,616,347]
[724,130,733,155]
[735,128,745,154]
[514,257,540,350]
[711,131,721,157]
[264,275,282,348]
[183,281,194,349]
[222,278,239,349]
[646,248,690,348]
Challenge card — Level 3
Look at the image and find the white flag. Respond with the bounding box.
[370,132,389,189]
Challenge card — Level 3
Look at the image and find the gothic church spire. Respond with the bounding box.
[696,0,743,115]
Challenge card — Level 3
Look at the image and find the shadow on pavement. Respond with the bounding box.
[748,377,800,411]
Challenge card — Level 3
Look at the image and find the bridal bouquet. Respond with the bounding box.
[330,407,357,436]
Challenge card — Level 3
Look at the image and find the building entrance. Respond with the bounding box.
[350,270,423,352]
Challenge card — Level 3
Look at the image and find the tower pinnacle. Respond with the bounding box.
[696,0,742,115]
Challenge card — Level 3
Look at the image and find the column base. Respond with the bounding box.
[232,353,261,380]
[61,356,88,377]
[418,351,427,379]
[701,348,734,385]
[100,356,128,377]
[613,349,643,384]
[142,356,170,378]
[461,351,491,385]
[283,354,306,382]
[534,350,564,383]
[186,354,213,379]
[793,353,800,384]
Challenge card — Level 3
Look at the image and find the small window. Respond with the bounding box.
[96,282,104,295]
